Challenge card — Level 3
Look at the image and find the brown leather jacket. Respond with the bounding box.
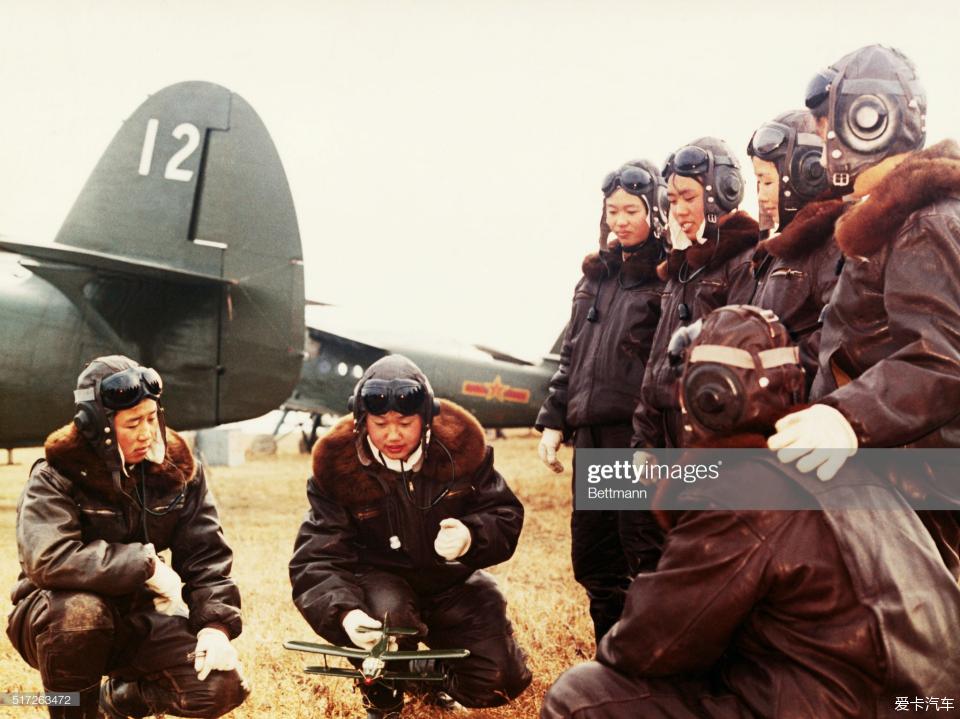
[751,198,844,388]
[10,426,242,639]
[631,212,759,447]
[289,400,523,639]
[812,140,960,448]
[536,240,663,435]
[597,435,960,718]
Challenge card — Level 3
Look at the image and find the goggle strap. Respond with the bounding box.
[796,132,823,148]
[689,345,800,370]
[74,388,95,403]
[840,78,919,96]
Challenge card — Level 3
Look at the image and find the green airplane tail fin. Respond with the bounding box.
[51,81,304,427]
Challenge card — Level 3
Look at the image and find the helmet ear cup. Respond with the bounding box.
[74,404,103,444]
[682,364,746,434]
[837,93,900,156]
[790,146,828,201]
[713,165,744,212]
[347,395,356,414]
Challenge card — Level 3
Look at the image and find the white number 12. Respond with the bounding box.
[138,119,201,182]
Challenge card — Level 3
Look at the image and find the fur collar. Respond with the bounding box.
[755,198,844,262]
[836,139,960,257]
[581,239,661,285]
[44,424,196,500]
[657,211,759,281]
[312,399,488,507]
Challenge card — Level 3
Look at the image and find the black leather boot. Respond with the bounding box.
[359,680,403,718]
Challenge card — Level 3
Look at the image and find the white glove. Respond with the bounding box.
[434,518,472,560]
[342,609,384,650]
[193,627,239,681]
[631,450,658,487]
[538,428,564,473]
[767,404,858,481]
[145,555,188,617]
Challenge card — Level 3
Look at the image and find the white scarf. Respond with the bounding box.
[667,215,707,250]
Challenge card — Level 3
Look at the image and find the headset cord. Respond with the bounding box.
[136,463,186,544]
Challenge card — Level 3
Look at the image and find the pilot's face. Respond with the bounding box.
[366,411,423,461]
[114,398,159,465]
[666,174,705,241]
[604,188,650,248]
[751,157,780,227]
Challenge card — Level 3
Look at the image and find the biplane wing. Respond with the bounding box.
[282,640,367,659]
[382,649,471,660]
[304,667,448,682]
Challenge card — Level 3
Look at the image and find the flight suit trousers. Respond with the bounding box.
[541,661,755,719]
[570,424,664,645]
[336,568,532,712]
[7,589,248,719]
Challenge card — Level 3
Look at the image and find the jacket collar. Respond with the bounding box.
[312,399,488,507]
[657,211,759,281]
[581,238,662,285]
[652,405,811,530]
[44,423,196,500]
[755,197,844,262]
[835,139,960,257]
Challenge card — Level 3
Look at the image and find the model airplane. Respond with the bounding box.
[281,305,564,447]
[284,623,469,685]
[0,82,304,448]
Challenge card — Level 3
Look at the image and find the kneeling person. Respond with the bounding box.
[543,307,960,718]
[289,355,531,718]
[6,356,248,719]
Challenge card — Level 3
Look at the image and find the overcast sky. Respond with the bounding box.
[2,0,958,359]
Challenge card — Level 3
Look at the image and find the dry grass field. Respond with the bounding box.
[0,432,592,718]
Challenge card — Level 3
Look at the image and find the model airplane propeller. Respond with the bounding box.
[284,620,469,686]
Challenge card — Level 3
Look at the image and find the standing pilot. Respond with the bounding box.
[769,46,960,575]
[535,159,667,644]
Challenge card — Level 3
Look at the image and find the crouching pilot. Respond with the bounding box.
[6,355,248,719]
[289,355,532,718]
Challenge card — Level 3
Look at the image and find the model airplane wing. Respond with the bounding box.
[382,649,471,660]
[303,667,447,682]
[282,640,368,659]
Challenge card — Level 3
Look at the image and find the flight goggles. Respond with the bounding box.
[804,68,838,112]
[359,379,427,416]
[99,367,163,410]
[602,165,656,197]
[665,146,736,179]
[749,122,793,158]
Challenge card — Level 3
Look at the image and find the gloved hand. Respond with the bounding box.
[631,450,658,487]
[538,428,564,473]
[434,518,472,560]
[342,609,384,650]
[767,404,858,481]
[193,627,239,681]
[145,553,188,617]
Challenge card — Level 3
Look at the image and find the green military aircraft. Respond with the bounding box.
[0,81,304,449]
[282,305,562,447]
